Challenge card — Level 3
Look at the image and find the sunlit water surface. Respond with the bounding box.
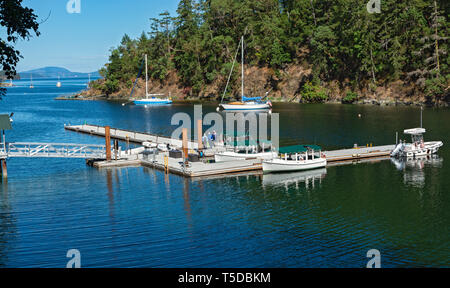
[0,78,448,267]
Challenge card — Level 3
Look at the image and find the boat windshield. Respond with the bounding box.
[411,134,424,144]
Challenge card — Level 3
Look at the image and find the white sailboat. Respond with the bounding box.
[133,54,172,105]
[263,145,327,173]
[218,36,271,111]
[29,74,34,89]
[56,76,61,87]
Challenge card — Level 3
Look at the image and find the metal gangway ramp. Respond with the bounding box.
[0,142,109,159]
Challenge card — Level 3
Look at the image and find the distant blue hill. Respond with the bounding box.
[19,67,101,79]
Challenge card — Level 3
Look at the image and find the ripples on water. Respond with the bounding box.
[0,79,449,267]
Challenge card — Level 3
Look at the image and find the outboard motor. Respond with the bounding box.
[391,143,404,158]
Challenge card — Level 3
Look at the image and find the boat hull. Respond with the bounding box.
[219,102,271,110]
[394,141,443,158]
[214,151,277,162]
[262,158,327,173]
[134,99,172,105]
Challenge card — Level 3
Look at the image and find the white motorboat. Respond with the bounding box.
[214,137,277,162]
[215,150,277,162]
[133,54,172,105]
[391,128,443,158]
[263,145,327,173]
[218,36,271,111]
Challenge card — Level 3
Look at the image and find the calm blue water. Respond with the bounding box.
[0,78,449,267]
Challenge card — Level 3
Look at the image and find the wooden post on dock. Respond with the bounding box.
[182,128,188,168]
[1,159,7,179]
[105,126,112,161]
[164,155,169,173]
[197,119,203,152]
[114,140,119,160]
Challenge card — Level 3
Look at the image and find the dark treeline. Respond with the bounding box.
[96,0,449,103]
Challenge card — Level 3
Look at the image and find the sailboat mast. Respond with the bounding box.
[145,54,149,99]
[241,36,244,98]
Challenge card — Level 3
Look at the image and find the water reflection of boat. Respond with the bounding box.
[262,168,327,188]
[391,154,443,170]
[391,155,443,188]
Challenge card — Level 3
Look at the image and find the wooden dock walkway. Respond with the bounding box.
[323,145,395,163]
[65,123,200,149]
[92,153,262,178]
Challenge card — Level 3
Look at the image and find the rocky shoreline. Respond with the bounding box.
[57,91,449,107]
[60,67,449,107]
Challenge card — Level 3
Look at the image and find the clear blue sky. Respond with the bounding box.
[15,0,179,73]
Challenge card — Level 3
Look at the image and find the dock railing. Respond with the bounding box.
[5,142,110,159]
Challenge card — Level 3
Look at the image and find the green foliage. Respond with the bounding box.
[342,91,358,104]
[0,0,40,97]
[301,81,328,103]
[424,75,448,101]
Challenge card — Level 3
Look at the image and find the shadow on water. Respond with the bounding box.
[0,180,16,267]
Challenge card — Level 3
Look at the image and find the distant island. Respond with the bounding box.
[18,67,101,79]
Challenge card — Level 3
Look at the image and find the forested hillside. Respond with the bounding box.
[91,0,449,105]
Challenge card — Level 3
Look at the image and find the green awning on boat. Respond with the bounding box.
[304,144,322,151]
[279,145,308,154]
[279,144,322,154]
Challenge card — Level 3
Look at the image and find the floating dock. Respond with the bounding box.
[91,153,262,178]
[67,124,396,178]
[323,145,395,163]
[64,124,222,157]
[65,123,199,149]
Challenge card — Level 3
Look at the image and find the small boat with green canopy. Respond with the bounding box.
[215,131,277,162]
[262,144,327,173]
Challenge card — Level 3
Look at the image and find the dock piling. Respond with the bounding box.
[182,128,189,171]
[114,140,119,160]
[197,119,203,152]
[1,159,7,179]
[105,126,112,161]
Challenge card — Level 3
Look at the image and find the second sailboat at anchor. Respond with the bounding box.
[134,54,172,105]
[218,36,272,111]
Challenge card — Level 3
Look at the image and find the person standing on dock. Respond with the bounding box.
[212,131,217,147]
[202,133,208,149]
